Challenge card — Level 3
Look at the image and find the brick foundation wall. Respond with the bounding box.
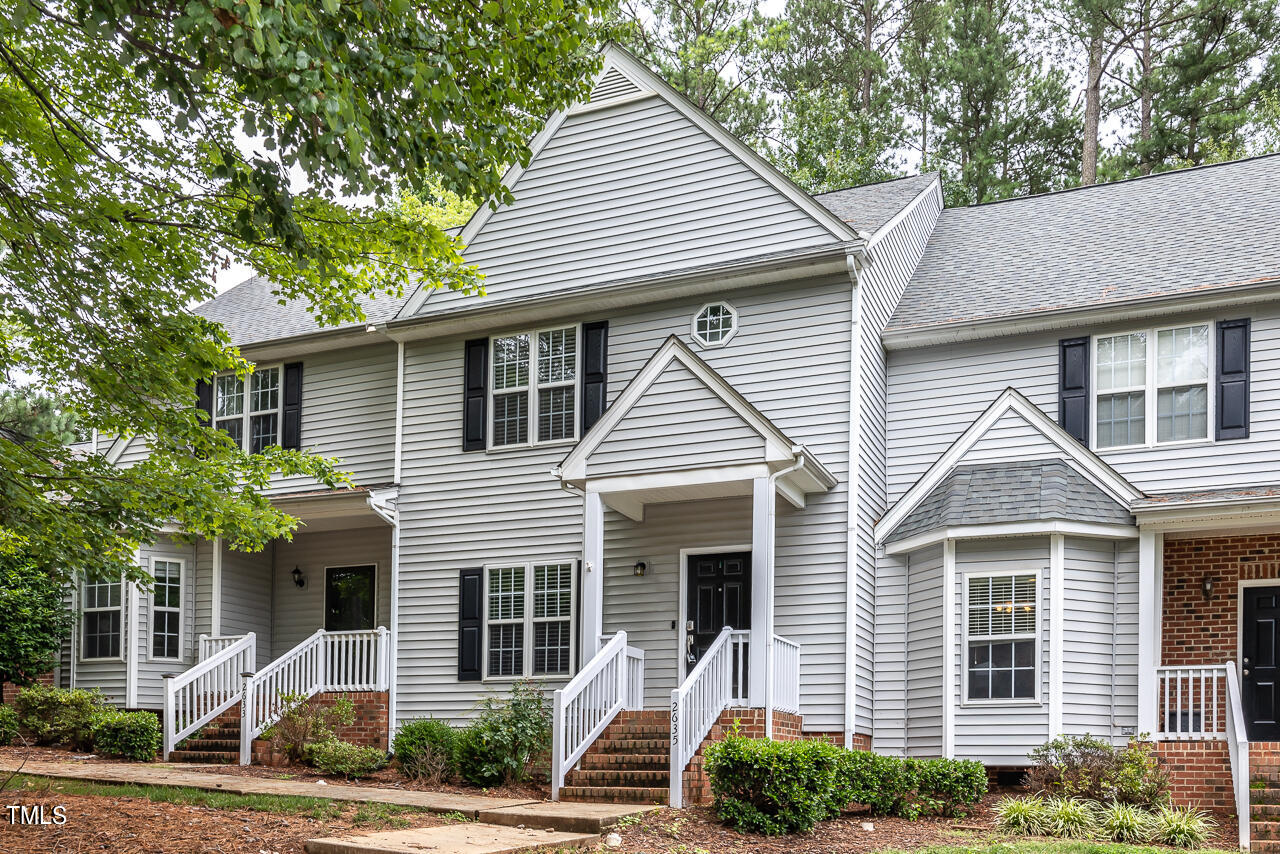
[1154,740,1236,812]
[1163,534,1280,666]
[2,671,55,705]
[311,691,389,751]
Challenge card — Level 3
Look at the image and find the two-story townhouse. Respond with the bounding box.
[57,46,942,806]
[872,153,1280,841]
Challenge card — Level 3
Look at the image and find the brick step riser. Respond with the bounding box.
[1253,790,1280,805]
[1253,824,1280,842]
[168,751,237,764]
[565,771,670,787]
[559,787,667,805]
[578,755,668,772]
[179,739,239,751]
[587,740,669,755]
[601,727,672,738]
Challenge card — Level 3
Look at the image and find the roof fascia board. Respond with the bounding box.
[875,388,1142,542]
[884,520,1139,555]
[884,280,1280,350]
[604,47,857,242]
[863,177,943,253]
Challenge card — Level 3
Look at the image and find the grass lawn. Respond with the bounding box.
[878,842,1236,854]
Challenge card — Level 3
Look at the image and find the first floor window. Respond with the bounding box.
[966,573,1037,701]
[82,578,122,660]
[485,562,574,678]
[152,559,182,659]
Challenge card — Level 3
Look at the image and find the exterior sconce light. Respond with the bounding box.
[292,566,306,589]
[633,560,647,577]
[1202,576,1214,600]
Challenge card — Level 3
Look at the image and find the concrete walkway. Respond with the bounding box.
[0,758,654,852]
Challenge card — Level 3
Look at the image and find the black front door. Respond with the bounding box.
[685,552,751,668]
[1243,585,1280,740]
[324,565,376,632]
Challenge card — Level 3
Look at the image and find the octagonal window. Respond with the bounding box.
[691,302,739,348]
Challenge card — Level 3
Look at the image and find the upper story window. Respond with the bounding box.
[151,558,183,660]
[490,327,578,448]
[215,367,283,453]
[1095,323,1210,449]
[965,572,1038,702]
[691,302,738,348]
[82,578,122,660]
[484,561,574,679]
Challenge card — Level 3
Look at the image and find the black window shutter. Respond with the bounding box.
[1058,336,1090,444]
[282,362,303,451]
[463,338,488,451]
[196,380,213,425]
[1217,318,1250,440]
[458,567,484,681]
[580,321,608,434]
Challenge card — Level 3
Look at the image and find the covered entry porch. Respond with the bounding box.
[548,336,837,805]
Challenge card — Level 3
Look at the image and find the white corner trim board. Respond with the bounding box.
[1048,533,1065,739]
[942,538,956,758]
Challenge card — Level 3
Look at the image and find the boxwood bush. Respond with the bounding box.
[706,733,988,835]
[91,710,161,761]
[14,684,107,749]
[0,705,18,746]
[393,718,458,783]
[306,739,388,779]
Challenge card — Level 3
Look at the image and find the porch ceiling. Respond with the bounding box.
[269,486,397,531]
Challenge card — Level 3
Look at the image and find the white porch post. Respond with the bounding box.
[582,493,605,654]
[1137,530,1163,736]
[750,476,774,722]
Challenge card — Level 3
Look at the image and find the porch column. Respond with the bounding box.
[581,492,605,655]
[750,476,774,715]
[1137,530,1163,736]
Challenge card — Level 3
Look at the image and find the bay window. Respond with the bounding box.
[965,572,1038,702]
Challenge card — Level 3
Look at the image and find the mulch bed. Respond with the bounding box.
[0,781,443,854]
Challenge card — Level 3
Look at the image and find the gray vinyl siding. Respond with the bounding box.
[271,527,393,658]
[1062,537,1139,741]
[953,538,1050,765]
[588,362,765,477]
[872,550,908,754]
[133,537,199,709]
[396,274,853,730]
[415,95,838,317]
[602,497,752,708]
[853,180,942,733]
[904,544,944,756]
[194,539,214,638]
[219,545,273,665]
[886,306,1280,503]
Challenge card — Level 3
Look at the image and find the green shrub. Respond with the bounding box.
[835,750,987,819]
[306,739,388,779]
[1045,797,1098,839]
[1099,801,1153,842]
[1026,734,1169,808]
[993,794,1051,836]
[14,684,107,749]
[393,718,458,783]
[0,705,18,746]
[91,710,160,761]
[1149,804,1215,848]
[271,692,356,763]
[915,756,987,816]
[457,681,550,787]
[705,733,845,835]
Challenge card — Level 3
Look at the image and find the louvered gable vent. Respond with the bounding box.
[589,67,641,105]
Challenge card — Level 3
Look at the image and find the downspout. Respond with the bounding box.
[765,450,808,740]
[843,248,867,749]
[1111,540,1119,739]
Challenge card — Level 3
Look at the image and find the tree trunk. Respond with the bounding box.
[1082,33,1103,185]
[1139,10,1154,175]
[862,1,875,113]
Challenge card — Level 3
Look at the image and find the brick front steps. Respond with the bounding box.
[1251,743,1280,853]
[170,709,241,764]
[562,712,671,805]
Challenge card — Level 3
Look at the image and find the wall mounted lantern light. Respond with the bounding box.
[292,566,306,589]
[1202,576,1215,600]
[633,560,647,578]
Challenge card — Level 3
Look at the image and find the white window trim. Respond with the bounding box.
[960,568,1043,707]
[149,556,185,662]
[487,325,581,451]
[690,301,739,349]
[481,561,577,681]
[213,364,285,453]
[80,576,125,663]
[1091,322,1215,452]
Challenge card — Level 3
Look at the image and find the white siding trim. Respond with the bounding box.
[942,538,956,758]
[864,178,943,251]
[582,493,605,650]
[878,387,1143,541]
[394,341,404,483]
[1136,531,1161,734]
[885,520,1138,555]
[1049,533,1065,738]
[125,573,139,708]
[844,255,863,748]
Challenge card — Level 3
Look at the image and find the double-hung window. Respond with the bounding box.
[965,573,1038,702]
[152,558,183,660]
[214,366,283,453]
[82,578,123,660]
[1095,323,1210,449]
[490,327,578,448]
[484,562,575,678]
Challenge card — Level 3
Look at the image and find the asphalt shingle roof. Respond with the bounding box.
[890,154,1280,331]
[195,276,410,348]
[813,174,938,234]
[889,459,1133,542]
[1133,484,1280,508]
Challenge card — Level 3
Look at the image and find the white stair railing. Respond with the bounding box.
[729,630,750,706]
[1155,665,1228,739]
[163,632,255,760]
[551,631,644,800]
[239,627,390,764]
[1223,663,1250,852]
[772,635,801,715]
[670,626,735,809]
[198,634,249,662]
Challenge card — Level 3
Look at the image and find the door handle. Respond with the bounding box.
[1244,668,1252,676]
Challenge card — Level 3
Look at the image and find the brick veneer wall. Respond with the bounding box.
[1154,741,1236,812]
[1163,534,1280,666]
[312,691,389,750]
[1,671,54,705]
